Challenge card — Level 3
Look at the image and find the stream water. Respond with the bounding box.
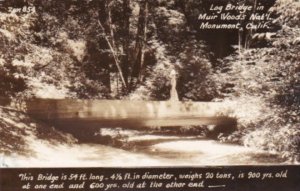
[3,132,284,167]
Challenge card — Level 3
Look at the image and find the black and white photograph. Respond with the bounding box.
[0,0,299,174]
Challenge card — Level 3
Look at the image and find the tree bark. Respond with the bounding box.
[131,0,148,86]
[98,0,127,90]
[98,0,111,92]
[138,1,148,82]
[121,0,131,87]
[244,0,258,49]
[97,20,127,90]
[107,0,116,50]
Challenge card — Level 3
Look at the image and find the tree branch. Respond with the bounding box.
[97,20,127,89]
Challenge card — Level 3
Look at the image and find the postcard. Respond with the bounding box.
[0,0,299,190]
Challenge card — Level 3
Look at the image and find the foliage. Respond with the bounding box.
[213,0,300,161]
[0,1,115,101]
[0,11,33,102]
[244,121,300,161]
[0,107,76,156]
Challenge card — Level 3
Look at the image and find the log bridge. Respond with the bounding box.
[26,99,236,133]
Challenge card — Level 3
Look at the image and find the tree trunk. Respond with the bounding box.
[107,0,116,50]
[98,0,112,92]
[121,0,131,88]
[98,0,127,91]
[138,0,148,82]
[131,0,148,86]
[244,0,258,49]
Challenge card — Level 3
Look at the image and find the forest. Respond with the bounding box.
[0,0,299,163]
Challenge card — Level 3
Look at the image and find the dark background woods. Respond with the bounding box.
[0,0,280,101]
